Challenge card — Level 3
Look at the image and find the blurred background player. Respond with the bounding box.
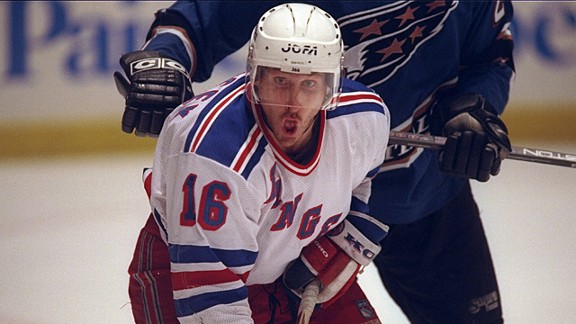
[124,3,391,323]
[115,1,515,322]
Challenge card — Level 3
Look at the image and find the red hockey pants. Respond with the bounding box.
[128,214,381,323]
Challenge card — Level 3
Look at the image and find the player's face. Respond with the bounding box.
[256,68,328,110]
[257,69,326,154]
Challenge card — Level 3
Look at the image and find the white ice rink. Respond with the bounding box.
[1,142,575,324]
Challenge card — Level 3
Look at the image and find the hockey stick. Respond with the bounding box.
[389,131,576,169]
[297,280,322,324]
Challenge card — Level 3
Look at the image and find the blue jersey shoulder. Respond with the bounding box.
[327,78,386,119]
[181,77,267,178]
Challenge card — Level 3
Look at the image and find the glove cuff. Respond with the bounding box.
[327,219,381,266]
[120,50,189,78]
[438,93,511,153]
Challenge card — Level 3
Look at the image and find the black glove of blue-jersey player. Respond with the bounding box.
[113,50,193,136]
[437,93,511,182]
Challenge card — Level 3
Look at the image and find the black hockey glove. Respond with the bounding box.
[113,50,193,136]
[437,93,511,182]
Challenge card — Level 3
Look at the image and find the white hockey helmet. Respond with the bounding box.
[247,3,344,110]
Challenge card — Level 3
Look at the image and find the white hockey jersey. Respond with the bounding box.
[148,73,390,323]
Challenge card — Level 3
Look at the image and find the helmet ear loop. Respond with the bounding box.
[246,45,263,105]
[252,85,261,104]
[251,66,266,104]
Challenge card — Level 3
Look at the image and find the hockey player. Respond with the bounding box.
[115,1,515,322]
[125,3,390,323]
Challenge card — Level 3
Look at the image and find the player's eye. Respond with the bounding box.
[273,77,289,86]
[301,80,316,89]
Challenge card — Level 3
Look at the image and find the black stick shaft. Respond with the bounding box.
[388,131,576,169]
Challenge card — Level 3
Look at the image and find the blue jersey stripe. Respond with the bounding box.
[350,196,370,215]
[366,165,381,178]
[153,209,168,240]
[327,97,385,119]
[175,286,248,317]
[169,244,258,267]
[328,80,385,119]
[240,135,268,180]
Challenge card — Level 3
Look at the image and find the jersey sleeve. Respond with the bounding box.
[451,0,515,114]
[142,1,282,82]
[151,132,261,322]
[347,91,391,244]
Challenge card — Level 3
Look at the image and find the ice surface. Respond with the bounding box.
[1,144,575,323]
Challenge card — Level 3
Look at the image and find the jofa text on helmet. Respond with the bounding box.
[281,44,318,55]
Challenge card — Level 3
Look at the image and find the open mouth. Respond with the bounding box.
[283,119,298,135]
